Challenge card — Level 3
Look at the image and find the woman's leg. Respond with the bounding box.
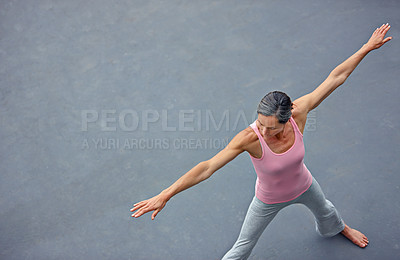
[297,177,345,237]
[222,196,283,260]
[297,177,369,247]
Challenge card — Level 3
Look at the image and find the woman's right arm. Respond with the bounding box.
[130,130,250,220]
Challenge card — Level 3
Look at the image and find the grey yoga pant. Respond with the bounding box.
[222,177,345,260]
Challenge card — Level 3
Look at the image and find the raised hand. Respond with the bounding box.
[130,193,168,220]
[365,23,392,51]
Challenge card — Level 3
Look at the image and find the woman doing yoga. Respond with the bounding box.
[131,24,392,259]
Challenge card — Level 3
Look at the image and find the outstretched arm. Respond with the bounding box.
[130,131,247,220]
[295,23,392,112]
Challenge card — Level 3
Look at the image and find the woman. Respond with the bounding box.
[131,24,392,258]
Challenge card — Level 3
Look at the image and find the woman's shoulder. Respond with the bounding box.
[228,126,259,150]
[238,126,261,151]
[239,126,259,142]
[291,105,308,135]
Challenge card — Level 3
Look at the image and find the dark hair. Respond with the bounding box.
[257,91,293,124]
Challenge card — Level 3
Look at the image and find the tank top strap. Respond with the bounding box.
[249,120,268,156]
[250,120,266,146]
[289,117,303,137]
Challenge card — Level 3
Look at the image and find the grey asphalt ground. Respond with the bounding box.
[1,0,399,259]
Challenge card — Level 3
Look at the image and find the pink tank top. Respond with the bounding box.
[249,117,312,204]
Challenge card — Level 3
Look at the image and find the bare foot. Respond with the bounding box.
[341,224,369,248]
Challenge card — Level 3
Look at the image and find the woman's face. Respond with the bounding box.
[256,114,285,137]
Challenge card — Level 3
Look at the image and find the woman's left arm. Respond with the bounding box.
[295,23,392,113]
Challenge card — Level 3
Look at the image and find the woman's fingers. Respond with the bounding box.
[381,23,390,34]
[380,23,390,34]
[130,201,150,216]
[383,37,393,44]
[375,25,383,35]
[130,200,159,218]
[374,23,388,34]
[133,200,147,207]
[131,194,167,219]
[131,200,147,211]
[132,206,150,218]
[130,204,142,212]
[379,24,392,44]
[130,202,144,212]
[367,23,392,50]
[152,209,160,220]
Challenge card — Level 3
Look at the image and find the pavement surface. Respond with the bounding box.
[1,0,399,259]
